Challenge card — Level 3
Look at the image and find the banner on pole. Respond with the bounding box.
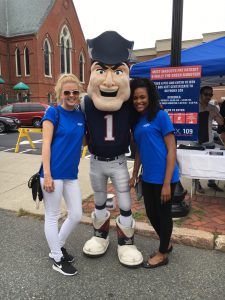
[151,65,201,141]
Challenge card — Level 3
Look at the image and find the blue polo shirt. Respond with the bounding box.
[134,110,179,184]
[39,105,85,180]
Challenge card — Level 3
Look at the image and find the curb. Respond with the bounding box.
[81,215,225,252]
[3,207,225,253]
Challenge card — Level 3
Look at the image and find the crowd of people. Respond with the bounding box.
[39,31,225,276]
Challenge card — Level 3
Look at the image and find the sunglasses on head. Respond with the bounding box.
[203,92,213,97]
[63,90,79,96]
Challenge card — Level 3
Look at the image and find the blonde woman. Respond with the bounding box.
[40,74,85,276]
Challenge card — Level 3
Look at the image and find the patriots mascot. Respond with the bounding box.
[82,31,143,267]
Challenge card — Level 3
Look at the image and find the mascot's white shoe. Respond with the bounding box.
[83,211,110,257]
[116,217,143,267]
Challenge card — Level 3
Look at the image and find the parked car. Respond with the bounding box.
[0,102,48,127]
[0,116,21,133]
[48,102,58,107]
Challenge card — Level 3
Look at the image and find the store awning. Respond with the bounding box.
[0,77,5,84]
[13,82,30,90]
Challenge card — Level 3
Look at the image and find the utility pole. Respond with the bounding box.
[170,0,190,217]
[171,0,183,66]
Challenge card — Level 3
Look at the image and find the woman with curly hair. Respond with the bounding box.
[129,78,179,269]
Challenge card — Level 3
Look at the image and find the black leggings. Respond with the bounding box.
[142,181,177,254]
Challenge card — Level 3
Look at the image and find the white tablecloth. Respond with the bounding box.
[177,149,225,180]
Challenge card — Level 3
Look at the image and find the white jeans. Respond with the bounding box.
[40,178,82,262]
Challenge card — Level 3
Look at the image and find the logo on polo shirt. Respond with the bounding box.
[77,123,84,126]
[143,123,150,127]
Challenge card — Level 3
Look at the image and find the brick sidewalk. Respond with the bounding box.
[82,184,225,235]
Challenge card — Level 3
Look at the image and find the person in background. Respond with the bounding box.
[217,99,225,145]
[196,86,224,193]
[129,78,179,269]
[40,74,85,276]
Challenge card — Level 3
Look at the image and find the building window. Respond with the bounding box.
[15,48,21,76]
[79,52,85,83]
[66,40,71,73]
[60,25,72,74]
[24,47,30,76]
[47,93,54,103]
[60,37,65,73]
[44,39,52,76]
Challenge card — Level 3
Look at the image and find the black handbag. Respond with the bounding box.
[28,172,43,201]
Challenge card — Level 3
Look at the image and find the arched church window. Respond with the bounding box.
[24,47,30,76]
[44,39,52,76]
[79,52,85,82]
[15,48,21,76]
[60,25,72,74]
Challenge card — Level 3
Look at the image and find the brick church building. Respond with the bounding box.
[0,0,90,104]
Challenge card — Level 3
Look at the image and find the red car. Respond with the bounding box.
[0,102,48,127]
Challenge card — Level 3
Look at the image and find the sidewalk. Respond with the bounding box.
[83,181,225,235]
[0,151,225,252]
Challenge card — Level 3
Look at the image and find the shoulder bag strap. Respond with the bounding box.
[52,106,60,139]
[39,106,60,173]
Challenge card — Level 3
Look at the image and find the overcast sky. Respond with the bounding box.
[73,0,225,49]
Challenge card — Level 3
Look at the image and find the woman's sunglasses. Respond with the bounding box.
[63,90,79,96]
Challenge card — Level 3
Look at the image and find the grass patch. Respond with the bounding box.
[173,218,183,227]
[17,208,44,221]
[191,208,205,216]
[190,208,205,221]
[132,211,146,220]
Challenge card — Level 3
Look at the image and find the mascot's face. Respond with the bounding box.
[87,62,130,111]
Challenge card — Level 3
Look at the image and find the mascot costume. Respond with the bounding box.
[82,31,143,267]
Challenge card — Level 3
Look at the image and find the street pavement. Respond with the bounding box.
[0,131,42,155]
[0,150,224,249]
[1,147,225,299]
[1,209,225,300]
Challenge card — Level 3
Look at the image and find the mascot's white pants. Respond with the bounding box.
[89,154,131,212]
[83,154,143,267]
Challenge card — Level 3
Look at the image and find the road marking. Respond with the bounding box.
[19,149,37,153]
[19,139,43,145]
[0,133,6,136]
[3,148,15,152]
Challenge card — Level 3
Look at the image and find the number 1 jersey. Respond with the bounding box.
[84,95,131,157]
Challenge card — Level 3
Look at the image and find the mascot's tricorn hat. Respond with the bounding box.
[87,31,134,65]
